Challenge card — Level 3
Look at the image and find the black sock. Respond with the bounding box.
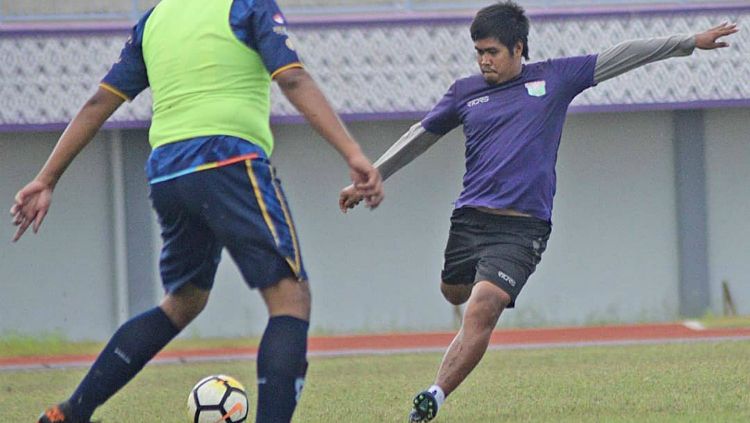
[255,315,309,423]
[68,307,179,421]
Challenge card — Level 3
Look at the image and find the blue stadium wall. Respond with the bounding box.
[1,4,749,340]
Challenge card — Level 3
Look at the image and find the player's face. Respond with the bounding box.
[474,38,523,84]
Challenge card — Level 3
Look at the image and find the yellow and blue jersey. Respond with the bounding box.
[101,0,303,184]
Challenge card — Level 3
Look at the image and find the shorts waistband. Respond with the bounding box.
[453,207,550,227]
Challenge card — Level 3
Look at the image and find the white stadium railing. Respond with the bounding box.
[2,3,748,129]
[0,0,742,22]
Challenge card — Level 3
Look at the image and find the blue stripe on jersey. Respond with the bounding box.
[147,136,267,184]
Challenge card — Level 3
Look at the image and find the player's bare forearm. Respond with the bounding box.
[11,87,122,241]
[36,87,124,188]
[277,67,384,208]
[275,67,363,163]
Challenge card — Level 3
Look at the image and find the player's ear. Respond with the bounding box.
[513,41,524,58]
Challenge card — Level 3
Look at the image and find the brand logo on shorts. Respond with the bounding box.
[467,96,489,107]
[497,271,516,287]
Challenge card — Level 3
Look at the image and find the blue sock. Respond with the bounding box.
[256,315,309,423]
[68,307,179,421]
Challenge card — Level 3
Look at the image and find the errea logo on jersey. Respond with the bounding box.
[467,96,489,107]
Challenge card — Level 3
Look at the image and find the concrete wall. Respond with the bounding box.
[1,132,118,340]
[1,108,747,340]
[517,111,680,325]
[705,109,750,315]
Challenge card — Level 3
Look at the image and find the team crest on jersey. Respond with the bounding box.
[272,13,286,24]
[525,80,546,97]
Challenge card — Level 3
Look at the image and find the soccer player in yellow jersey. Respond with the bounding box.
[12,0,383,422]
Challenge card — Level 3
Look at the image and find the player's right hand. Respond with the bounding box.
[10,180,53,242]
[695,22,739,50]
[346,154,384,210]
[339,184,364,213]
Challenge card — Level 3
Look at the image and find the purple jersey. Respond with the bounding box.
[421,55,597,222]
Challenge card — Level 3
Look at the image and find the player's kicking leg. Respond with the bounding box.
[38,284,210,423]
[410,209,550,421]
[409,282,510,422]
[38,170,224,423]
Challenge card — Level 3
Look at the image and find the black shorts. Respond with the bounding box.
[441,207,551,308]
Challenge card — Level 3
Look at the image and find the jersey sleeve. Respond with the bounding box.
[549,55,597,97]
[232,0,302,78]
[421,82,460,135]
[100,9,152,101]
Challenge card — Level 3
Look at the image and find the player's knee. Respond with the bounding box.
[463,302,501,332]
[161,283,210,329]
[441,282,472,305]
[262,278,311,320]
[463,283,510,329]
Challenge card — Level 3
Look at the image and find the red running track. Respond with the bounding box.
[2,323,749,371]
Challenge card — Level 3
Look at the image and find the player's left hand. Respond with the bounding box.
[339,184,364,213]
[346,154,384,209]
[10,180,53,242]
[695,22,739,50]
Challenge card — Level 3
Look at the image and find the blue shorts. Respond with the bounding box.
[149,158,307,293]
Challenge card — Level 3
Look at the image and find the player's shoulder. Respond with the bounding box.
[455,74,485,84]
[524,59,556,73]
[448,74,489,101]
[232,0,257,11]
[530,55,596,69]
[453,74,487,91]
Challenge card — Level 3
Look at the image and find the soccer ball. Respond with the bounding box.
[187,374,249,423]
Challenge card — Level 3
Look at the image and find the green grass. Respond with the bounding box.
[1,341,748,422]
[698,315,750,329]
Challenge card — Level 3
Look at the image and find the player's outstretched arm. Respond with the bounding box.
[339,122,443,212]
[275,67,384,209]
[594,22,738,84]
[10,87,124,242]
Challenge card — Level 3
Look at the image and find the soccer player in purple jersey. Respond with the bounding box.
[339,2,737,421]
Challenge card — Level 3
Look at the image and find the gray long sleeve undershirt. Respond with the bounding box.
[594,34,696,83]
[372,34,697,182]
[372,122,441,180]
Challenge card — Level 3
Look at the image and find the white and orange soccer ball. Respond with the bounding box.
[187,374,249,423]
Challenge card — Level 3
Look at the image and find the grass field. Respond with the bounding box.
[1,340,749,422]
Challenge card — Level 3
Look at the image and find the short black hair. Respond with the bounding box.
[470,1,530,60]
